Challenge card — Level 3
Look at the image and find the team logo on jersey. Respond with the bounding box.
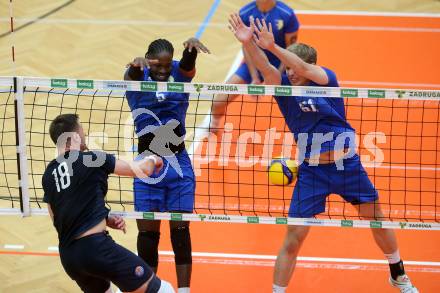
[131,108,184,183]
[276,19,284,30]
[134,266,144,277]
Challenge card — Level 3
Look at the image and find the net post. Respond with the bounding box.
[14,76,30,216]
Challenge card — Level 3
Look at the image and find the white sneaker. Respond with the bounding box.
[389,274,419,293]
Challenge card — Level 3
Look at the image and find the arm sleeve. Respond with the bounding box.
[102,153,116,174]
[127,66,144,81]
[285,11,300,33]
[322,67,339,87]
[174,61,194,82]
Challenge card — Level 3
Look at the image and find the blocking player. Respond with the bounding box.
[124,37,210,293]
[228,14,419,293]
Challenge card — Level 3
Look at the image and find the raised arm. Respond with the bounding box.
[124,58,159,81]
[253,18,328,85]
[114,155,163,178]
[228,13,281,85]
[179,37,210,78]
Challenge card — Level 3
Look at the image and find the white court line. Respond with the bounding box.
[160,257,440,272]
[302,24,440,33]
[157,251,440,268]
[4,244,24,250]
[340,80,440,89]
[1,18,439,33]
[295,10,440,18]
[47,246,59,252]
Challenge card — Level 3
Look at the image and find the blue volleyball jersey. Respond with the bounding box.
[274,67,355,158]
[240,1,299,68]
[125,60,193,136]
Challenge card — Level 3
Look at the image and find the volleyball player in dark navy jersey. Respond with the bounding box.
[124,38,209,293]
[42,114,175,293]
[228,14,418,293]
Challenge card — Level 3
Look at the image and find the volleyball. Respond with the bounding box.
[268,157,298,185]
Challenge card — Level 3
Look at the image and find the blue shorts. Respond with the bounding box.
[235,62,262,84]
[234,59,281,84]
[289,154,378,218]
[60,232,153,292]
[134,150,195,212]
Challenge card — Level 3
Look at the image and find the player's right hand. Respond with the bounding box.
[228,13,253,43]
[144,155,164,176]
[126,57,159,71]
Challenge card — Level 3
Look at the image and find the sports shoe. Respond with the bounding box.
[389,274,419,293]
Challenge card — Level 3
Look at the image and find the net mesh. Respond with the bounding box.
[1,78,439,224]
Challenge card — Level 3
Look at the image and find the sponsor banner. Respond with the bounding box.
[301,88,331,97]
[304,219,325,226]
[368,89,385,98]
[51,79,67,88]
[274,86,292,96]
[143,212,155,220]
[399,222,433,229]
[370,221,382,229]
[77,79,93,89]
[341,88,358,97]
[171,213,183,221]
[167,82,184,92]
[247,216,259,224]
[276,217,288,224]
[341,220,354,227]
[103,81,129,90]
[248,85,265,95]
[141,82,158,91]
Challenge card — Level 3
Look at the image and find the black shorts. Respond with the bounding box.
[59,231,152,293]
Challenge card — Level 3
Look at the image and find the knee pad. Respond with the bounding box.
[138,231,160,267]
[170,226,192,265]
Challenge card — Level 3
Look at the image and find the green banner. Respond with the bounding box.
[248,85,265,95]
[275,87,292,96]
[341,88,358,97]
[167,82,184,92]
[143,212,155,220]
[276,217,288,224]
[51,79,67,88]
[77,79,93,89]
[141,82,158,91]
[368,90,385,98]
[247,216,259,224]
[341,220,353,227]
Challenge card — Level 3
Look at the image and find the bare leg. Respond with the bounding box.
[355,202,398,254]
[273,225,310,287]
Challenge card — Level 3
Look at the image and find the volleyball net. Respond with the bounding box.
[0,76,439,230]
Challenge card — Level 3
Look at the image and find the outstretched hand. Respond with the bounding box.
[126,57,159,71]
[228,13,253,44]
[106,215,126,234]
[183,38,211,54]
[251,18,276,50]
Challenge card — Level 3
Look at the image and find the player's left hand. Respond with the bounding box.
[183,38,211,54]
[106,215,127,234]
[252,18,276,50]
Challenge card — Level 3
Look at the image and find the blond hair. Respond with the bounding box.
[286,43,317,64]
